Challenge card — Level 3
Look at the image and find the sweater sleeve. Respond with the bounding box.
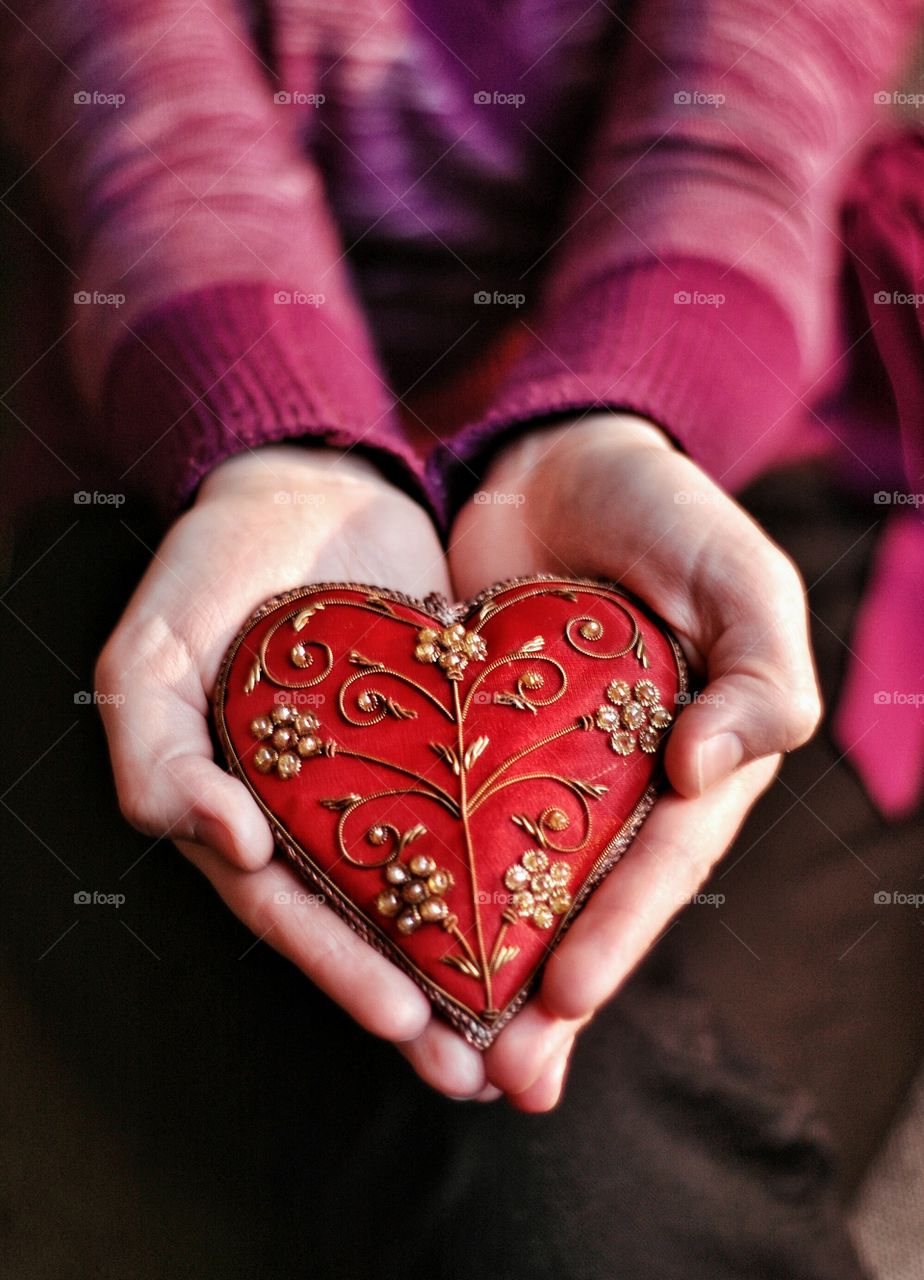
[0,0,426,520]
[428,0,924,513]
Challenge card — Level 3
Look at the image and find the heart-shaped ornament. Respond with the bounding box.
[213,576,687,1048]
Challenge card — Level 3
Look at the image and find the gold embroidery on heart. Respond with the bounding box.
[594,678,673,756]
[238,584,668,1019]
[504,849,573,929]
[414,623,487,681]
[249,705,326,778]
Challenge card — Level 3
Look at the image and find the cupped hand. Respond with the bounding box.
[447,413,822,1109]
[95,444,493,1099]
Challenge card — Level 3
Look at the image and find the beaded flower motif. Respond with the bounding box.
[414,623,487,681]
[375,852,455,935]
[504,849,572,930]
[249,705,324,780]
[594,678,672,757]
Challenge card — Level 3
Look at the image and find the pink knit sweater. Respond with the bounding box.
[2,0,923,813]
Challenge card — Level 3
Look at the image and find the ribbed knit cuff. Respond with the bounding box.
[427,259,803,518]
[103,281,432,524]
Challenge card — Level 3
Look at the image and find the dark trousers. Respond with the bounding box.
[2,463,922,1279]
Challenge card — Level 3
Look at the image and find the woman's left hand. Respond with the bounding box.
[447,412,821,1110]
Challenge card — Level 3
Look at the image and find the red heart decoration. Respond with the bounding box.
[213,575,687,1048]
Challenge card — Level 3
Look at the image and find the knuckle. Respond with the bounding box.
[781,685,824,747]
[116,780,158,836]
[93,643,118,696]
[758,545,806,608]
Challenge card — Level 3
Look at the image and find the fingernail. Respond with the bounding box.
[473,1085,503,1103]
[695,732,744,793]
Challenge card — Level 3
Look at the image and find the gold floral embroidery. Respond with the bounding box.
[249,705,324,779]
[375,851,456,935]
[414,623,487,681]
[504,849,572,929]
[594,678,672,756]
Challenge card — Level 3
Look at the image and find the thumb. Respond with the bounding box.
[96,655,274,870]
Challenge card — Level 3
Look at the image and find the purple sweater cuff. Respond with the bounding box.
[102,282,431,524]
[426,260,803,514]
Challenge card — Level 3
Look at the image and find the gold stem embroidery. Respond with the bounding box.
[453,680,494,1012]
[467,721,584,811]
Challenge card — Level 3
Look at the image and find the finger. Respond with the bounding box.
[179,841,432,1042]
[663,535,822,796]
[394,1019,488,1098]
[484,998,590,1097]
[97,652,273,871]
[541,755,779,1022]
[542,443,821,794]
[507,1038,573,1113]
[612,458,820,796]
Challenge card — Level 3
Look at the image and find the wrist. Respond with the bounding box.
[197,443,397,505]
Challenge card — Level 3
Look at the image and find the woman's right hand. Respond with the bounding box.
[95,444,495,1100]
